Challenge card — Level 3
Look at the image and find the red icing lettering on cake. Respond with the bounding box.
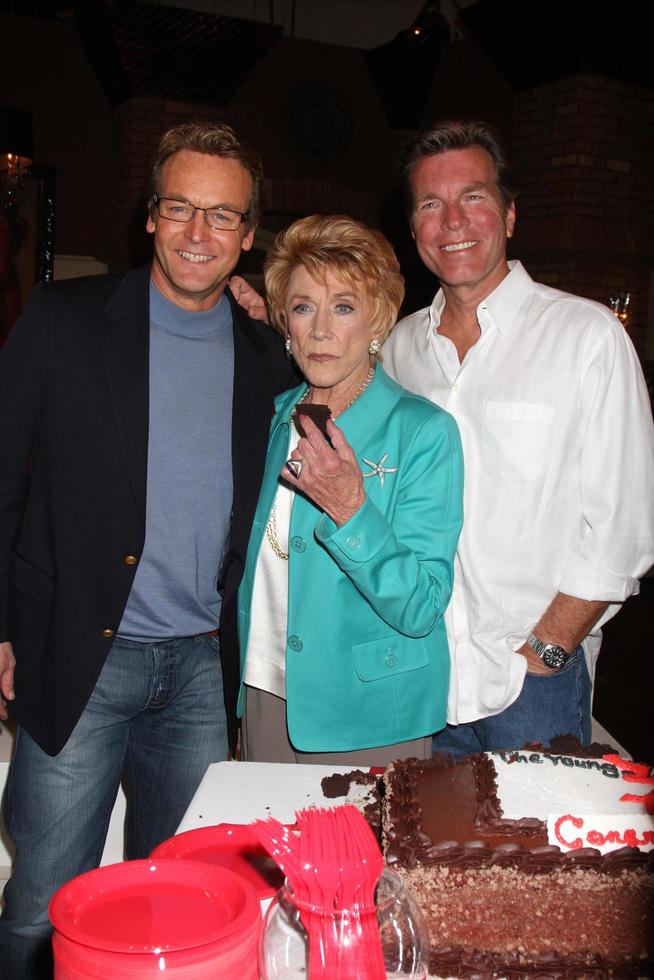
[554,813,654,850]
[603,754,654,814]
[554,814,583,849]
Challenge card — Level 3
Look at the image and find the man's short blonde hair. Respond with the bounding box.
[150,121,263,230]
[264,214,405,343]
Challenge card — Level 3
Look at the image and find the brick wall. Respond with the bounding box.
[261,176,379,230]
[511,73,654,357]
[107,96,380,268]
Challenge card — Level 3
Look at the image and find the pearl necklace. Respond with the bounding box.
[290,362,376,429]
[266,363,376,560]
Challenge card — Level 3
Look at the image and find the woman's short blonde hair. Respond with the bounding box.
[264,215,405,343]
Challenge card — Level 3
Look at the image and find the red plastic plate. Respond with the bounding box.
[49,858,259,952]
[151,824,285,899]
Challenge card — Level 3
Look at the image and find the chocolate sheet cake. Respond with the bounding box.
[383,752,654,978]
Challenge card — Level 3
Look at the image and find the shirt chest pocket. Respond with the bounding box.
[482,401,555,483]
[353,636,429,682]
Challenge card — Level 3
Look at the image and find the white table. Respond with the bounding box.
[176,761,375,833]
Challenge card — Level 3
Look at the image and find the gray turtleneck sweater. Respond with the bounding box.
[118,282,234,641]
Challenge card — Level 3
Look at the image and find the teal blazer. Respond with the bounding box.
[237,366,464,752]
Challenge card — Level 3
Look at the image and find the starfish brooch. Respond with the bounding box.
[361,452,398,487]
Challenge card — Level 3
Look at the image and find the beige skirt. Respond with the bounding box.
[241,684,432,766]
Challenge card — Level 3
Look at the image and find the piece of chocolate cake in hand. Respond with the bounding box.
[296,403,331,439]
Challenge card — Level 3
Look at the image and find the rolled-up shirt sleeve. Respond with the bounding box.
[558,316,654,603]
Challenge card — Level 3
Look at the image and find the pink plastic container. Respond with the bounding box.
[49,858,260,978]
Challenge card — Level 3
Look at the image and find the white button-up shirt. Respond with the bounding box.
[383,261,654,724]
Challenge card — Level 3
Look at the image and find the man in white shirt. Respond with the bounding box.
[382,119,654,754]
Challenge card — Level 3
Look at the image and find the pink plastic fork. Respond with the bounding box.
[297,808,332,977]
[340,806,386,978]
[343,805,384,903]
[257,807,386,979]
[250,817,304,897]
[317,810,348,974]
[254,813,330,976]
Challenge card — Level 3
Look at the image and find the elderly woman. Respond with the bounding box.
[237,215,463,765]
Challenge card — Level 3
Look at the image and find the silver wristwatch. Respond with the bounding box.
[527,632,570,670]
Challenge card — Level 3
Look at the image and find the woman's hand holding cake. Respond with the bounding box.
[284,415,365,528]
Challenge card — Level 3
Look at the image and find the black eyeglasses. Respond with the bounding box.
[152,194,250,231]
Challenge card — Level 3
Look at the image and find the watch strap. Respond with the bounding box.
[527,632,570,669]
[527,632,547,657]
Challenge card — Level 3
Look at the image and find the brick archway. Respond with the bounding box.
[260,176,380,234]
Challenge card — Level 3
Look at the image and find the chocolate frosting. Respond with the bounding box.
[383,755,550,867]
[383,755,654,873]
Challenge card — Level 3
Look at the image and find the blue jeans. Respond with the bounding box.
[432,645,591,757]
[0,633,227,980]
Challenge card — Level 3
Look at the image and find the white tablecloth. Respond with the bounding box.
[176,761,373,833]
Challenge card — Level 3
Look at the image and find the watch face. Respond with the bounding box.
[542,646,568,669]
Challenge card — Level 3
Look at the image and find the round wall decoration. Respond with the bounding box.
[281,83,353,163]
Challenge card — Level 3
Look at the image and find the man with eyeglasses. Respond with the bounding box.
[0,121,296,979]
